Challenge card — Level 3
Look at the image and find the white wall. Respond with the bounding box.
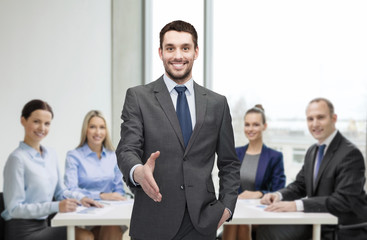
[0,0,112,191]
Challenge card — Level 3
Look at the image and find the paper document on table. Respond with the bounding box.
[244,204,268,211]
[253,204,267,211]
[237,199,267,211]
[238,199,260,204]
[75,205,112,215]
[98,199,134,206]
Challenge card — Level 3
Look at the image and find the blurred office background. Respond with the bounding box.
[0,0,366,191]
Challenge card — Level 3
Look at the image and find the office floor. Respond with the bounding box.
[122,227,131,240]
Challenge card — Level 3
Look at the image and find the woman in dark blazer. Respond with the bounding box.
[223,105,286,240]
[236,144,285,197]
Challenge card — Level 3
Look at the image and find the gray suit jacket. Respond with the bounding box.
[280,131,366,227]
[116,77,240,240]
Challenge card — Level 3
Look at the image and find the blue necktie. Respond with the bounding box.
[174,86,192,147]
[314,144,326,181]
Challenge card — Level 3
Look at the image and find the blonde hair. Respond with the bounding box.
[77,110,114,151]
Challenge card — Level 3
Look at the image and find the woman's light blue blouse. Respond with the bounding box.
[1,142,85,221]
[64,143,125,200]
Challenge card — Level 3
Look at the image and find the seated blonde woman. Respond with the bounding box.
[64,110,127,240]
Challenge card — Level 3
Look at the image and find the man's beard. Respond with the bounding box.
[165,68,192,82]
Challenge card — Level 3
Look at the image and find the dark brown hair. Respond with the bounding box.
[21,99,54,120]
[159,20,198,49]
[245,104,266,124]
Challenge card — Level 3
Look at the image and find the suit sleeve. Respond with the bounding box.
[216,97,241,217]
[279,164,307,201]
[116,88,145,188]
[323,148,365,214]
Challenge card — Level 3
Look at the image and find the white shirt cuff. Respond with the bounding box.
[226,208,232,217]
[295,200,304,211]
[130,164,143,186]
[275,191,283,200]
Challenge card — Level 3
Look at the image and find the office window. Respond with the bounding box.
[150,1,367,184]
[213,0,367,182]
[293,148,307,164]
[151,0,204,85]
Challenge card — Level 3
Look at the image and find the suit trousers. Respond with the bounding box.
[132,207,217,240]
[4,218,66,240]
[257,224,312,240]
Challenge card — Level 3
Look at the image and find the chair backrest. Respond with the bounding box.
[0,192,5,240]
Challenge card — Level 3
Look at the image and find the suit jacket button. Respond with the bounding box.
[180,185,185,190]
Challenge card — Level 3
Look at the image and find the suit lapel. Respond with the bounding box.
[185,82,207,154]
[255,145,270,190]
[153,77,185,148]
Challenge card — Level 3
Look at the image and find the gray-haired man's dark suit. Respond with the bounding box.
[116,76,240,240]
[259,131,366,240]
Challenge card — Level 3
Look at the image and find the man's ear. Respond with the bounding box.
[332,114,337,123]
[158,47,163,60]
[194,46,199,60]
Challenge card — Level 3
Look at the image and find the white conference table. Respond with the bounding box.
[51,199,337,240]
[227,199,337,240]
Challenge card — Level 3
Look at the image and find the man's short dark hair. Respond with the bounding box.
[159,20,198,49]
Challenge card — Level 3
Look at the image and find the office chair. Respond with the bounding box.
[333,222,367,240]
[327,194,367,240]
[0,192,5,240]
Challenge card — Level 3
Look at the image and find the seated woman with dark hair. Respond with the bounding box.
[1,99,101,240]
[223,105,286,240]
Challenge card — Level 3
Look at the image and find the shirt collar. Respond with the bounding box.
[82,143,106,157]
[163,74,194,95]
[19,141,47,158]
[317,129,338,154]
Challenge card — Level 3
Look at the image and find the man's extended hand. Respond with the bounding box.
[133,151,162,202]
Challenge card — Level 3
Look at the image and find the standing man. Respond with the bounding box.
[116,20,240,240]
[258,98,366,240]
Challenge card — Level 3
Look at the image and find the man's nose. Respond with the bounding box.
[174,49,183,59]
